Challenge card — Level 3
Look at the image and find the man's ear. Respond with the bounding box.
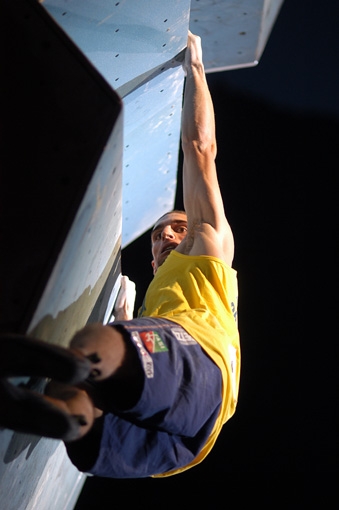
[151,260,156,275]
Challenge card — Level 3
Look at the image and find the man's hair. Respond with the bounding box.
[152,209,186,231]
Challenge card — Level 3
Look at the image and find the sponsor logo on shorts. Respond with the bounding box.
[131,332,154,378]
[139,331,168,353]
[172,328,197,345]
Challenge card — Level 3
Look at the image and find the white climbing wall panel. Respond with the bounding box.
[42,0,190,247]
[190,0,284,72]
[41,0,189,95]
[121,67,184,245]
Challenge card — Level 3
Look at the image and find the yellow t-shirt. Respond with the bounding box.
[139,250,240,477]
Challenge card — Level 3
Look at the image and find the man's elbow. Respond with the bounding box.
[182,138,217,160]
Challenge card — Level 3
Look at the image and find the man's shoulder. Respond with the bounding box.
[176,222,231,264]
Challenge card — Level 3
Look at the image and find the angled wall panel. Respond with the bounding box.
[27,116,123,345]
[42,0,190,246]
[42,0,190,95]
[1,0,123,336]
[0,0,123,508]
[190,0,285,72]
[121,65,185,247]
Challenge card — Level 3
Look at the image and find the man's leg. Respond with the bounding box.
[69,322,144,409]
[50,322,145,471]
[56,318,221,477]
[43,383,97,439]
[46,322,144,441]
[64,318,223,477]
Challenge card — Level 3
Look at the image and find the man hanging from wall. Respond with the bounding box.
[0,32,240,478]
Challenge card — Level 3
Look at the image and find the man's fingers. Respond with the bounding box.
[114,276,136,320]
[183,31,203,73]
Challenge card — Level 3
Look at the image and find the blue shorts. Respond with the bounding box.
[86,317,222,478]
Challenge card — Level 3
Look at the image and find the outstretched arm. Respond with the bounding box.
[180,32,234,266]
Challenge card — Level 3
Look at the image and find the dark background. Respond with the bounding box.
[76,0,337,506]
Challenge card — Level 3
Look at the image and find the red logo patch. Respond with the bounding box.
[139,331,168,353]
